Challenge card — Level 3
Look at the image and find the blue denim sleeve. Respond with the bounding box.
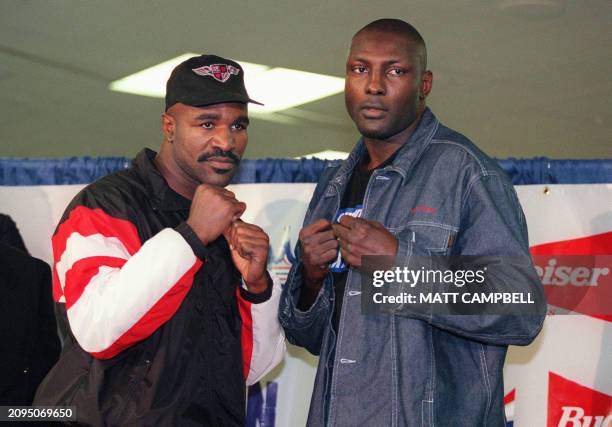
[396,173,546,346]
[279,243,333,355]
[278,169,337,355]
[438,173,545,344]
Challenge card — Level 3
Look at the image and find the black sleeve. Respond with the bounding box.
[0,214,28,254]
[26,261,61,404]
[239,273,273,304]
[175,221,209,260]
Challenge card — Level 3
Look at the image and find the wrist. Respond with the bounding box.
[186,219,211,245]
[304,275,324,288]
[244,274,269,294]
[175,222,209,260]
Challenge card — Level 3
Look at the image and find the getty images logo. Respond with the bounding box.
[548,372,611,427]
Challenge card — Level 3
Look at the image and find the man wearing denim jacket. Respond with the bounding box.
[279,19,546,426]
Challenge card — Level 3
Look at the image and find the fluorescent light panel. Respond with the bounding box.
[299,150,350,160]
[109,53,344,113]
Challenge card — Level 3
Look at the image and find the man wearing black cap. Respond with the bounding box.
[34,55,286,426]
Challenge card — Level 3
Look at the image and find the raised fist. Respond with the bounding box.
[332,215,397,269]
[299,219,338,286]
[187,184,246,245]
[224,220,270,294]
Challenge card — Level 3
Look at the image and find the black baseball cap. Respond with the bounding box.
[165,54,262,111]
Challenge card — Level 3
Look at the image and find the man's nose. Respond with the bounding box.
[210,127,235,151]
[366,70,385,95]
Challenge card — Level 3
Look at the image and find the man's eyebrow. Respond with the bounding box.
[194,113,220,121]
[384,59,411,66]
[348,57,410,66]
[236,116,250,125]
[348,56,370,64]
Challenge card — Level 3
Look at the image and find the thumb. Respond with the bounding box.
[223,224,234,249]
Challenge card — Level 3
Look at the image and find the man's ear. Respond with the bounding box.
[420,70,433,100]
[161,112,175,142]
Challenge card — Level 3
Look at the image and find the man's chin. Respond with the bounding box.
[210,166,234,175]
[199,170,236,187]
[357,125,395,141]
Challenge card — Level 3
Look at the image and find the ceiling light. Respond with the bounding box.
[498,0,566,19]
[109,53,344,113]
[298,150,350,160]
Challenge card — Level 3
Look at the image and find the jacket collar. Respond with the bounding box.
[133,148,192,212]
[330,107,439,188]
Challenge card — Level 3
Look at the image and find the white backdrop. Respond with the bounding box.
[1,183,610,426]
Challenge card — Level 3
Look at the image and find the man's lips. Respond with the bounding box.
[360,104,388,118]
[202,157,237,169]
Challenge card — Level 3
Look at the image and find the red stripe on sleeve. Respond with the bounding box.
[63,256,127,310]
[237,287,254,380]
[52,206,142,301]
[90,259,203,359]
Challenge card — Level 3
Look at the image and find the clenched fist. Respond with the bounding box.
[299,219,339,286]
[187,184,246,245]
[332,215,397,269]
[224,220,270,294]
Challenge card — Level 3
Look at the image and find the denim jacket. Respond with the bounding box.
[279,108,546,427]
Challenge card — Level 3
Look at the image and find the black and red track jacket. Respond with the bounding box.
[34,149,285,426]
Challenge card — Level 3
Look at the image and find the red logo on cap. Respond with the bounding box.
[192,64,240,82]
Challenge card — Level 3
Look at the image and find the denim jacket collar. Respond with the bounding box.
[328,107,439,194]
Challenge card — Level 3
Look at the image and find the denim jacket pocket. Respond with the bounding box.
[406,222,456,256]
[391,222,454,270]
[392,226,414,267]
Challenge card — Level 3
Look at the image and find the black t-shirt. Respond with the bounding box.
[330,166,371,332]
[330,152,397,332]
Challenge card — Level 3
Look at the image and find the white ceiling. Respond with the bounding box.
[1,0,611,159]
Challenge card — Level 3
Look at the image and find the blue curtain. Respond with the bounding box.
[0,156,610,186]
[0,157,131,186]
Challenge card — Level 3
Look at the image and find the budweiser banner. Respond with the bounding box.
[547,372,611,427]
[0,183,610,426]
[504,184,612,427]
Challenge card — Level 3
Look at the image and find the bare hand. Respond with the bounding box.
[224,220,270,293]
[299,219,338,286]
[187,184,246,245]
[332,216,398,269]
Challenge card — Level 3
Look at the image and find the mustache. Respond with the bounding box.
[197,148,241,165]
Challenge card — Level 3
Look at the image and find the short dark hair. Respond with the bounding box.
[354,18,427,70]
